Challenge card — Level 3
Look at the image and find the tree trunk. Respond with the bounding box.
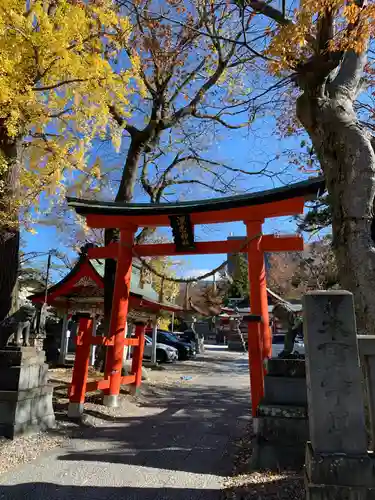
[104,138,144,326]
[297,93,375,334]
[115,140,144,204]
[0,124,21,323]
[96,139,144,370]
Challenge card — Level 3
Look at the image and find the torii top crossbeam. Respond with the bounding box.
[68,176,325,229]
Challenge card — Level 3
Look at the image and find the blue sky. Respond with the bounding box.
[22,115,316,283]
[21,2,322,283]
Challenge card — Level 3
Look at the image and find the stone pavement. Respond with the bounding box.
[0,348,251,500]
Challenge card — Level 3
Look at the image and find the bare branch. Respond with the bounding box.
[164,45,238,128]
[46,108,73,119]
[108,105,140,136]
[192,111,248,129]
[239,0,291,26]
[169,59,207,103]
[140,152,156,202]
[32,78,93,91]
[164,178,228,194]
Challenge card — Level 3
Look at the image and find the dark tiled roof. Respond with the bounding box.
[67,177,325,216]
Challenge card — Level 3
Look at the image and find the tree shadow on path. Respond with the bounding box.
[56,382,251,476]
[0,483,220,500]
[0,476,304,500]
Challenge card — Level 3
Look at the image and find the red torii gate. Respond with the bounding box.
[67,176,325,416]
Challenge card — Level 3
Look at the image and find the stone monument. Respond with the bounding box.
[304,291,375,499]
[252,303,308,470]
[253,357,308,469]
[0,305,55,439]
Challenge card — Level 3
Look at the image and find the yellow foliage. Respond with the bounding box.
[0,0,140,225]
[143,257,179,305]
[266,0,375,74]
[157,316,172,330]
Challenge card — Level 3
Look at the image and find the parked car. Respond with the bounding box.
[294,336,305,355]
[143,335,178,363]
[271,333,305,357]
[271,333,286,358]
[173,330,197,351]
[156,330,196,360]
[178,330,195,344]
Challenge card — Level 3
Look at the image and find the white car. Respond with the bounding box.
[271,334,305,357]
[143,335,178,363]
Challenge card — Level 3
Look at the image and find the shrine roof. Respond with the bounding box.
[28,249,180,313]
[67,177,325,219]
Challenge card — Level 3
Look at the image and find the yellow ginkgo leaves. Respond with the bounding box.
[0,0,140,226]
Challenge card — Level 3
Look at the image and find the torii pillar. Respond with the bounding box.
[245,220,271,359]
[103,227,135,407]
[245,221,271,416]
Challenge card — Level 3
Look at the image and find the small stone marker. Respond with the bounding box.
[0,347,55,438]
[304,290,367,455]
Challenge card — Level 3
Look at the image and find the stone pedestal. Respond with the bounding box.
[305,442,375,499]
[304,291,372,499]
[0,347,55,439]
[264,358,307,405]
[252,358,308,470]
[357,336,375,451]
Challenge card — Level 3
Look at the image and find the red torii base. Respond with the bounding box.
[78,225,286,418]
[68,315,145,417]
[70,227,298,419]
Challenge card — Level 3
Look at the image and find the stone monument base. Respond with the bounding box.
[305,442,375,499]
[0,347,55,439]
[251,358,308,470]
[252,403,308,470]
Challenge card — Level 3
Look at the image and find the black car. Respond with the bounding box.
[178,329,196,344]
[156,330,195,360]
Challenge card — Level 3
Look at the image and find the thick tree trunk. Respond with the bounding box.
[104,138,144,326]
[115,140,144,204]
[96,139,144,370]
[0,228,20,321]
[297,93,375,334]
[0,125,21,323]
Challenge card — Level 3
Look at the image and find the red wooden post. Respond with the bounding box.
[68,316,93,418]
[103,227,135,407]
[244,220,271,417]
[130,321,146,394]
[245,221,271,359]
[247,321,264,417]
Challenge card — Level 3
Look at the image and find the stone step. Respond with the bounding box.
[305,479,375,500]
[305,442,375,488]
[0,385,54,402]
[227,341,247,351]
[0,348,46,368]
[256,413,309,444]
[257,402,307,419]
[267,357,306,377]
[0,385,55,438]
[252,403,309,470]
[251,440,306,471]
[0,363,49,391]
[0,414,56,440]
[264,375,307,405]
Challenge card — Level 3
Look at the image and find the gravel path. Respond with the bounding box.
[0,348,253,500]
[222,423,304,500]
